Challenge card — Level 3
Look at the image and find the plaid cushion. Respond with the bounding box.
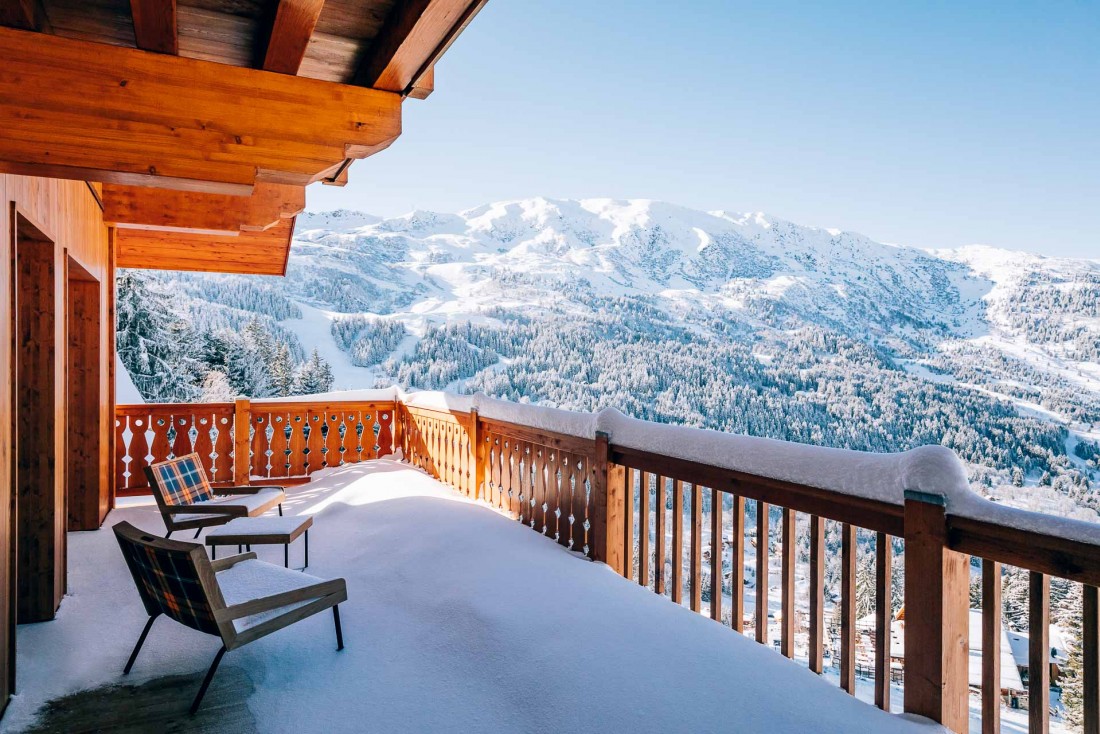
[150,453,213,506]
[116,532,219,635]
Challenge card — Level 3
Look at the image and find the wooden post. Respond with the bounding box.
[709,488,723,622]
[1029,571,1050,734]
[840,523,856,695]
[469,407,480,499]
[730,495,745,633]
[981,560,1001,734]
[755,501,769,644]
[1084,585,1100,734]
[903,491,970,733]
[233,397,251,486]
[690,484,702,612]
[781,507,795,658]
[591,432,622,571]
[809,514,825,674]
[875,532,892,710]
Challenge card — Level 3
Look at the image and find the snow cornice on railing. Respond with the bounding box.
[387,388,1100,548]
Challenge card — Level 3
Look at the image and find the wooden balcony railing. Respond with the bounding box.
[114,398,395,493]
[115,393,1100,734]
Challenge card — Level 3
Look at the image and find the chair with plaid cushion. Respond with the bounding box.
[114,521,347,714]
[145,453,286,539]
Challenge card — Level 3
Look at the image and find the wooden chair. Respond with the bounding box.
[113,521,347,714]
[144,453,286,538]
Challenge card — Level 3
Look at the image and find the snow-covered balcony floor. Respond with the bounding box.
[4,460,943,734]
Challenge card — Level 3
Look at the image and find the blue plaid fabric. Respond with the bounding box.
[150,453,213,506]
[115,527,219,635]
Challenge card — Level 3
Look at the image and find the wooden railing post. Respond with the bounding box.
[470,408,481,500]
[233,397,251,486]
[591,432,624,572]
[903,491,969,733]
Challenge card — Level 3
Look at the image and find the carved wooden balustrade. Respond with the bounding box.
[114,398,395,493]
[116,395,1100,734]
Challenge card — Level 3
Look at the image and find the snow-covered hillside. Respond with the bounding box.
[121,198,1100,512]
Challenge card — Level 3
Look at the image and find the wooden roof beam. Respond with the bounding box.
[0,26,401,195]
[103,182,305,234]
[263,0,326,75]
[116,219,297,276]
[130,0,178,55]
[354,0,487,95]
[407,66,434,100]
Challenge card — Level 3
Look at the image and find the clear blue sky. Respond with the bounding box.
[306,1,1100,258]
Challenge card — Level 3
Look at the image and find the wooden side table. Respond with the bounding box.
[206,515,314,569]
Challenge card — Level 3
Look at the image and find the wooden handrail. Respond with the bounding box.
[609,444,903,536]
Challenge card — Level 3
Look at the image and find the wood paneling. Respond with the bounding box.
[14,215,61,624]
[0,26,402,194]
[66,262,105,531]
[115,219,295,275]
[0,173,111,713]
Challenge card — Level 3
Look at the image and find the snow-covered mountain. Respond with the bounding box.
[124,198,1100,512]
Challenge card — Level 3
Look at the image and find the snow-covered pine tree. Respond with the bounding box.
[270,343,296,397]
[115,270,201,401]
[295,349,335,395]
[1002,568,1031,632]
[855,552,876,619]
[200,370,235,402]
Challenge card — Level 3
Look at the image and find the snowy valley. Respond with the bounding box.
[117,197,1100,520]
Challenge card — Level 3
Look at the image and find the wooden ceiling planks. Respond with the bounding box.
[129,0,177,53]
[262,0,325,74]
[0,26,402,194]
[102,182,305,234]
[115,219,296,275]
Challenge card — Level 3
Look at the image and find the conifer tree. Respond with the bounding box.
[295,349,335,395]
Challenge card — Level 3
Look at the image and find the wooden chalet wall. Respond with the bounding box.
[0,174,112,711]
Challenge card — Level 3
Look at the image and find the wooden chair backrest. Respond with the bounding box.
[113,521,228,638]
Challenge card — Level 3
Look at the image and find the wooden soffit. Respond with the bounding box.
[103,183,305,235]
[116,219,297,276]
[0,26,402,194]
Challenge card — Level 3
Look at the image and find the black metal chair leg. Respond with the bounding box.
[284,543,289,568]
[278,503,283,516]
[193,528,202,539]
[165,530,173,539]
[123,615,158,674]
[333,605,344,651]
[211,545,216,561]
[190,645,228,715]
[304,530,308,569]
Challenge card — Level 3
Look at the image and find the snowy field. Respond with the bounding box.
[3,461,942,734]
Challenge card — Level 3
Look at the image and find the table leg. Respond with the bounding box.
[284,543,289,568]
[211,545,216,561]
[304,530,309,570]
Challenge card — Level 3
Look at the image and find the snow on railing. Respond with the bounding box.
[114,389,1100,733]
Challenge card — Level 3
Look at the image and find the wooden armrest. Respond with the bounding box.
[212,485,284,496]
[211,552,257,571]
[214,578,347,623]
